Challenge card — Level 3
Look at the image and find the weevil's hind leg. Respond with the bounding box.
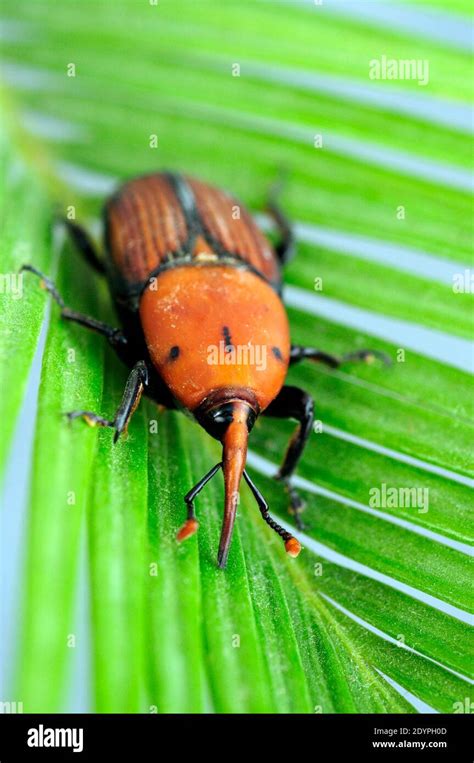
[67,360,148,443]
[290,345,392,368]
[243,470,301,557]
[266,175,295,265]
[63,219,106,275]
[177,462,222,542]
[263,385,314,529]
[20,265,127,352]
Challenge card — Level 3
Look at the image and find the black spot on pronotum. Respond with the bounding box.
[222,325,233,352]
[272,346,283,361]
[169,345,180,360]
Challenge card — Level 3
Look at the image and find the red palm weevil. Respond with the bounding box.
[22,173,388,568]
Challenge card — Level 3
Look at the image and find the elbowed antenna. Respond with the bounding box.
[217,402,250,569]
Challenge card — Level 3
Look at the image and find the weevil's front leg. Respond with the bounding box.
[67,360,148,443]
[263,385,314,529]
[21,265,127,351]
[289,345,391,368]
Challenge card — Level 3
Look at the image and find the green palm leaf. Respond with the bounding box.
[1,0,472,714]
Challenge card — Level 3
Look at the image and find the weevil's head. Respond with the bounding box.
[195,388,258,442]
[194,390,258,567]
[178,388,301,568]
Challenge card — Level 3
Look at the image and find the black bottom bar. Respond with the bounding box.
[0,712,470,760]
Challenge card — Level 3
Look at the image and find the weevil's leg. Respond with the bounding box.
[243,470,301,558]
[63,219,106,275]
[20,265,127,350]
[67,360,148,443]
[289,345,391,368]
[263,385,314,529]
[267,175,295,264]
[290,346,339,368]
[66,411,114,429]
[177,462,222,542]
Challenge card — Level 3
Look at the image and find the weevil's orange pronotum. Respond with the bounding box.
[23,173,387,567]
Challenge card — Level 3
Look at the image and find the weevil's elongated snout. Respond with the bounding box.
[218,402,250,569]
[178,395,302,568]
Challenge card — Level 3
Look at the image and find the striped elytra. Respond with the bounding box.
[104,172,281,301]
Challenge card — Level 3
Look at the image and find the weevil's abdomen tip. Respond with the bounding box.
[285,537,301,558]
[177,518,199,542]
